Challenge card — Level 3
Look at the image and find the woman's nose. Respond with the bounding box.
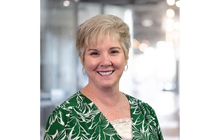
[100,54,112,67]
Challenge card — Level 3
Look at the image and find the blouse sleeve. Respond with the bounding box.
[146,103,164,140]
[44,108,68,140]
[153,110,164,140]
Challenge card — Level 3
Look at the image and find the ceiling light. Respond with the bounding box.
[166,9,175,18]
[176,1,180,7]
[63,0,70,7]
[167,0,175,6]
[139,43,148,52]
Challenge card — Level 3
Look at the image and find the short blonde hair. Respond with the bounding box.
[76,14,131,61]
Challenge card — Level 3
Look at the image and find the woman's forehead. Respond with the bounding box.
[87,35,119,47]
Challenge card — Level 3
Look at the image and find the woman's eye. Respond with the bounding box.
[90,52,98,55]
[111,50,119,54]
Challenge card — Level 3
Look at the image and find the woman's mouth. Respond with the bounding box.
[97,70,114,76]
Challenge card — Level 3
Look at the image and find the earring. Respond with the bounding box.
[82,67,86,75]
[124,64,128,72]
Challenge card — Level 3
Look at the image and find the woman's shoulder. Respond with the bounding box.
[124,93,148,105]
[124,93,156,115]
[53,91,87,113]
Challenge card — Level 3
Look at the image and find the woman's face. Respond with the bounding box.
[82,36,128,90]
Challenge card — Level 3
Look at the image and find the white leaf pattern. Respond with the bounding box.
[44,91,164,140]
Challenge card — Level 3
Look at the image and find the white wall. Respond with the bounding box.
[180,1,220,139]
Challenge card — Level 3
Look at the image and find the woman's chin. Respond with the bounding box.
[99,82,117,90]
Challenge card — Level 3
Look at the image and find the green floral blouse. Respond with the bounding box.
[44,91,164,140]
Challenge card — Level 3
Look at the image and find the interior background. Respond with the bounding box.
[40,0,180,139]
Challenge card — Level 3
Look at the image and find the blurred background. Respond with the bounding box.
[40,0,180,139]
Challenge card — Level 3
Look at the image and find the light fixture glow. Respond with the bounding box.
[166,18,174,25]
[166,19,174,32]
[139,43,148,52]
[142,40,150,46]
[156,41,166,48]
[141,19,153,27]
[176,1,180,7]
[63,0,70,7]
[133,39,140,49]
[174,22,180,29]
[166,25,174,32]
[167,0,175,6]
[166,9,175,18]
[166,33,174,41]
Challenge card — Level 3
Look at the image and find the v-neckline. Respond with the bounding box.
[78,91,134,139]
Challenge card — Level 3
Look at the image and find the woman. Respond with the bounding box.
[44,14,164,140]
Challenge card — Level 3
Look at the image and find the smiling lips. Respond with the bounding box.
[97,70,114,76]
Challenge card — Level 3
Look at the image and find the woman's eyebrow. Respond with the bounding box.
[109,47,122,50]
[87,48,98,52]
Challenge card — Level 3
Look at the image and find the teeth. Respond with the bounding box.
[98,71,113,76]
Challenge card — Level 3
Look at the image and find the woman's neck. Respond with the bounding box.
[80,83,131,122]
[80,83,122,107]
